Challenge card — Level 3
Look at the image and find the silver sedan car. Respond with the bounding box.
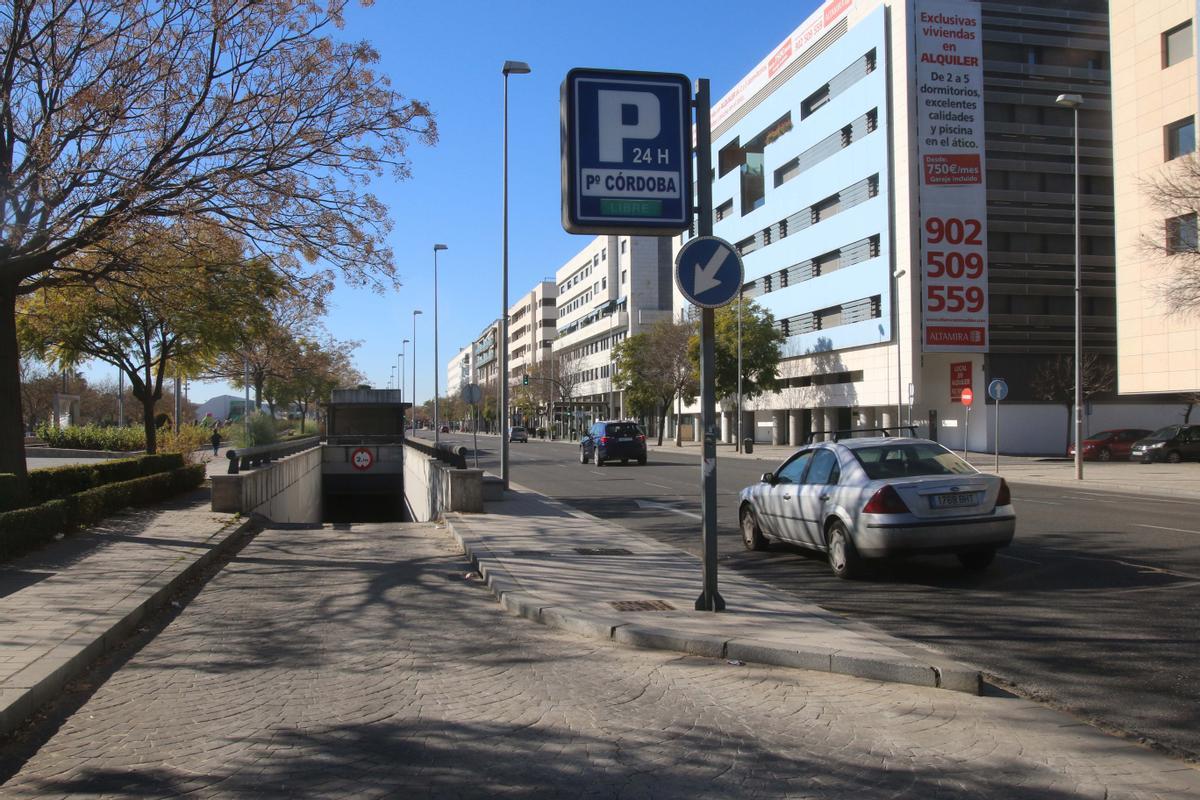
[738,436,1015,578]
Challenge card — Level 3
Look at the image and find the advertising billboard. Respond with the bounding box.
[914,0,989,352]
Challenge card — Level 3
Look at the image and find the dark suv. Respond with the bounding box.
[1130,424,1200,463]
[580,420,647,466]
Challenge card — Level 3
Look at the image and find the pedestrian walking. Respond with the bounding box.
[211,428,222,456]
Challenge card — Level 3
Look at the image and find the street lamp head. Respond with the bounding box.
[502,60,531,76]
[1055,93,1084,108]
[433,243,448,252]
[414,309,423,316]
[893,268,907,278]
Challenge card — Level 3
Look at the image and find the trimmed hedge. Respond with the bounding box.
[0,464,208,562]
[1,453,187,512]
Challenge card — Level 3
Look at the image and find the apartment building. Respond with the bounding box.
[446,345,471,400]
[551,234,675,434]
[663,0,1180,453]
[1110,0,1200,396]
[507,280,558,384]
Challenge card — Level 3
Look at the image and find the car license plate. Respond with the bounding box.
[931,492,979,509]
[619,437,633,442]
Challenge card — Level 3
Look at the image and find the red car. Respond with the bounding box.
[1066,428,1152,461]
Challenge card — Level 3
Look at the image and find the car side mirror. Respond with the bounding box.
[761,472,775,484]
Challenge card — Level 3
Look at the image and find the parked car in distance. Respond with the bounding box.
[508,426,528,443]
[738,435,1015,579]
[1066,428,1151,461]
[580,420,647,466]
[1130,424,1200,463]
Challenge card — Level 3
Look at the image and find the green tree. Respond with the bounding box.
[0,0,437,489]
[688,299,785,402]
[615,319,698,446]
[275,337,361,433]
[19,221,283,453]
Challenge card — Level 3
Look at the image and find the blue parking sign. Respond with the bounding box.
[561,68,693,235]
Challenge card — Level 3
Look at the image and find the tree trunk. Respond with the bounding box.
[1063,402,1072,454]
[298,401,308,433]
[0,283,30,494]
[142,393,159,454]
[1186,403,1194,423]
[656,402,667,447]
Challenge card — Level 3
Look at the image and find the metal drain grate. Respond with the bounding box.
[575,547,633,556]
[610,600,676,612]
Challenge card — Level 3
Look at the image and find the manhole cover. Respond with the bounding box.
[610,600,676,612]
[575,547,633,556]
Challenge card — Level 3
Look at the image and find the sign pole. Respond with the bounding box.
[694,78,724,612]
[963,403,969,460]
[994,396,1000,473]
[473,404,479,468]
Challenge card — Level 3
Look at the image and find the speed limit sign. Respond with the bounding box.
[350,447,374,471]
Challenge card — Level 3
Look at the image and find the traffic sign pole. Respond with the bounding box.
[693,78,724,612]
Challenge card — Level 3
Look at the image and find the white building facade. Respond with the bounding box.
[507,280,558,383]
[551,234,675,435]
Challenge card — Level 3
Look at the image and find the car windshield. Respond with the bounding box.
[511,427,524,433]
[605,423,642,436]
[1091,431,1117,441]
[1147,426,1181,440]
[852,442,977,479]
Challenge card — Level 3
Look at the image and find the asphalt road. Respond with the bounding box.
[434,431,1200,761]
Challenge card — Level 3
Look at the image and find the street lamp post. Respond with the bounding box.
[1056,92,1084,481]
[893,268,907,432]
[501,59,531,491]
[412,309,423,436]
[401,339,409,405]
[736,289,743,452]
[433,243,448,445]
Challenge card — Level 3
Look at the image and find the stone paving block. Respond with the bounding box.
[725,638,834,673]
[537,607,624,640]
[830,650,939,690]
[614,623,727,659]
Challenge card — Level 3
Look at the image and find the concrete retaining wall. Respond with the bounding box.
[211,445,322,523]
[403,442,483,521]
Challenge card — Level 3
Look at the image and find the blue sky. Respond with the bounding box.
[87,0,824,407]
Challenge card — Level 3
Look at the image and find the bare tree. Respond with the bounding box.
[1141,154,1200,317]
[1031,354,1116,450]
[0,0,436,487]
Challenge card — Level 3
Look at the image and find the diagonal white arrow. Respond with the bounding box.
[635,498,702,520]
[694,248,725,295]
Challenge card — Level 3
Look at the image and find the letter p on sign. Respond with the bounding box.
[597,90,660,162]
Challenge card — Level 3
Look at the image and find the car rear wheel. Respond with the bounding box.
[637,455,647,465]
[1167,450,1183,463]
[957,548,996,571]
[1097,447,1111,462]
[740,505,768,551]
[826,520,861,579]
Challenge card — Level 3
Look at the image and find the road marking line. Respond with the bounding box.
[645,481,674,490]
[1135,523,1200,536]
[634,499,701,520]
[1018,498,1061,505]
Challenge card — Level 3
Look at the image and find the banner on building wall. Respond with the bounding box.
[710,0,856,130]
[914,0,989,352]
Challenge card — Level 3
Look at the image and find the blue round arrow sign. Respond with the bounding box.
[987,378,1008,401]
[674,236,744,308]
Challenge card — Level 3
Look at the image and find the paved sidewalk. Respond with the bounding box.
[449,486,982,693]
[0,490,247,738]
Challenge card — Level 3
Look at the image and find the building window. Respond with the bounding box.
[1165,116,1196,160]
[1167,213,1198,252]
[1164,21,1194,67]
[801,85,830,119]
[715,198,733,221]
[621,270,627,284]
